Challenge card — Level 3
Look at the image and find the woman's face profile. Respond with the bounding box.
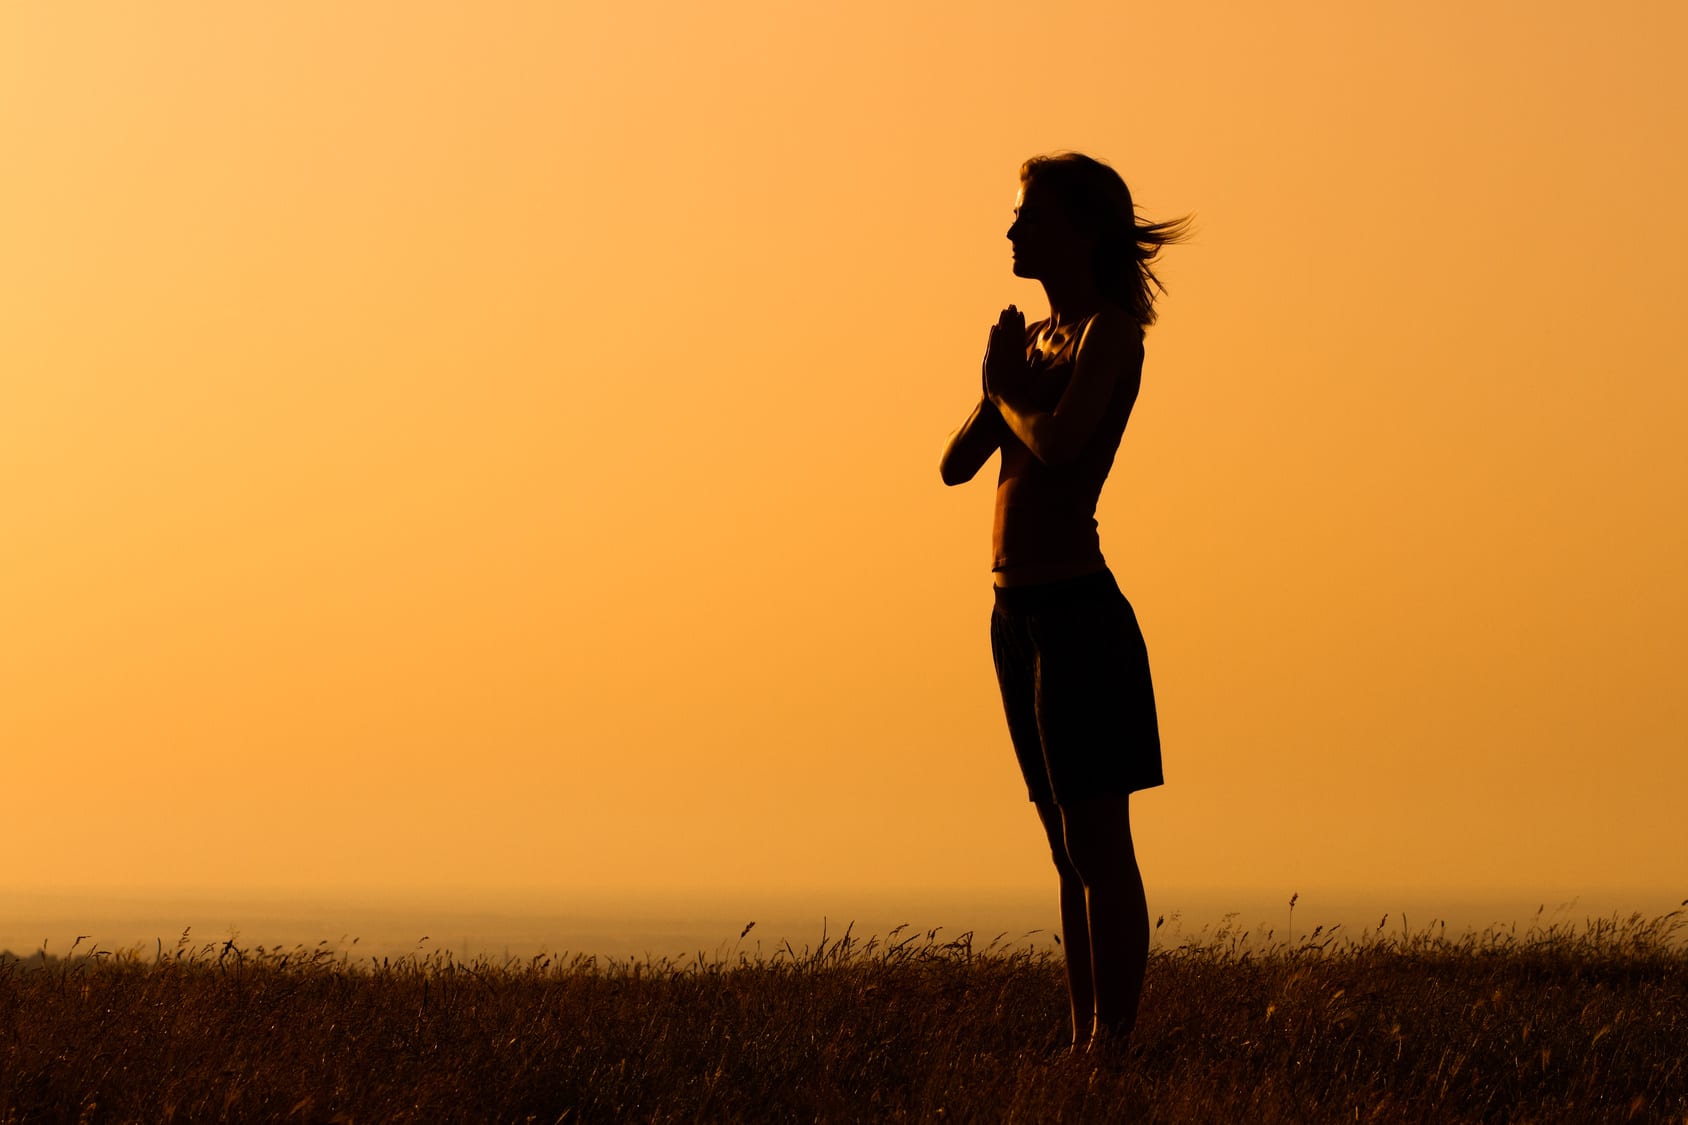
[1007,180,1092,282]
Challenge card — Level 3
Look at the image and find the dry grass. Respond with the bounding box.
[2,907,1684,1123]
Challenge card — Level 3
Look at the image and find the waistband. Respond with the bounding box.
[992,568,1121,612]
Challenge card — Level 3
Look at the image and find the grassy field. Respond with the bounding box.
[2,907,1684,1123]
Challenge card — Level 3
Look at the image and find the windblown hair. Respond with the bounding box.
[1020,152,1192,326]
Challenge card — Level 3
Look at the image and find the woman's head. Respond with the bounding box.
[1011,152,1191,326]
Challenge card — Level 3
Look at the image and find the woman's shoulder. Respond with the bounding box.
[1076,308,1146,357]
[1080,306,1143,338]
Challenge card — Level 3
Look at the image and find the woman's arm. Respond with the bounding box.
[939,397,1006,486]
[940,306,1027,485]
[986,311,1139,467]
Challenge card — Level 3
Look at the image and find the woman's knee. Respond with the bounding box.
[1060,797,1137,887]
[1034,802,1080,876]
[1064,841,1130,889]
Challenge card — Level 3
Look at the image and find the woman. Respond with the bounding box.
[940,152,1188,1053]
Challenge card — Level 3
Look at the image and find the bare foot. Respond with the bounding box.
[1085,1025,1133,1060]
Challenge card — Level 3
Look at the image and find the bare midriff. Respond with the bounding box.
[993,559,1110,588]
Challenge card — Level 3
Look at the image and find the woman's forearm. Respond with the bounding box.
[989,393,1069,466]
[940,398,1006,485]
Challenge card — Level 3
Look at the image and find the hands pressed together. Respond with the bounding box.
[982,304,1031,406]
[941,304,1040,485]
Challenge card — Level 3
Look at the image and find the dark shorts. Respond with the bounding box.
[990,569,1164,806]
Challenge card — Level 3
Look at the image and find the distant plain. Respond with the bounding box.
[7,886,1682,963]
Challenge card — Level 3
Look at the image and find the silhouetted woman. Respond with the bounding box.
[940,152,1188,1053]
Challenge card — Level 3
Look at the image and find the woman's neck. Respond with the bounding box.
[1039,274,1104,329]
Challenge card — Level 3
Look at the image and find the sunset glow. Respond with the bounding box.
[3,2,1685,936]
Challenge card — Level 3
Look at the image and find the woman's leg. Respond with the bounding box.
[1060,794,1148,1044]
[1034,800,1093,1048]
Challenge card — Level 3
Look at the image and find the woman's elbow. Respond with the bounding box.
[939,440,985,485]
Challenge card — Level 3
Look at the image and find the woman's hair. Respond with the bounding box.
[1020,152,1192,326]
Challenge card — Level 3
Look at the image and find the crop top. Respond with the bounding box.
[992,315,1144,572]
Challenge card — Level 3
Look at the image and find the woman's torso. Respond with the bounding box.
[992,314,1143,587]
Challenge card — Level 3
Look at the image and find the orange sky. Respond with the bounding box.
[3,2,1685,917]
